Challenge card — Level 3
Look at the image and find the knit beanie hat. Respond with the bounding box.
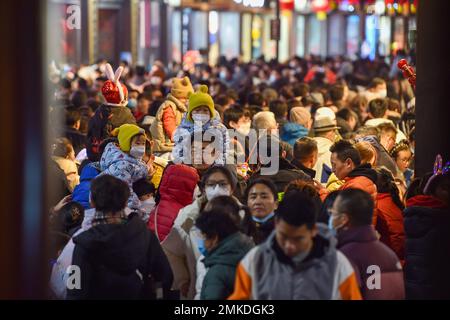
[111,124,145,152]
[290,107,311,127]
[101,63,128,107]
[171,76,194,99]
[187,85,215,122]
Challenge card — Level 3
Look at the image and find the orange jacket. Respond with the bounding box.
[376,193,405,264]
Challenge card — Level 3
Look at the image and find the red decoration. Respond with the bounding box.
[397,59,416,89]
[311,0,329,12]
[280,0,294,11]
[102,80,128,105]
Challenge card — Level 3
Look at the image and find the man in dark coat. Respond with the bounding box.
[332,188,405,299]
[67,174,173,300]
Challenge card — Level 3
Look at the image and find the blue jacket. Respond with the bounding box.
[72,163,100,209]
[281,122,309,146]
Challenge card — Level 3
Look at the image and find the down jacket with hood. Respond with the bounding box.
[172,112,230,165]
[148,164,200,242]
[280,122,309,146]
[337,225,405,299]
[66,213,173,300]
[403,195,450,299]
[376,193,405,263]
[99,142,149,210]
[200,232,254,300]
[72,162,101,209]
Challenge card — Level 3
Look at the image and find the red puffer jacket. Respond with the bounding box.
[148,164,199,242]
[376,193,405,264]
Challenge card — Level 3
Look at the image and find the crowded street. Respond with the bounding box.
[0,0,449,310]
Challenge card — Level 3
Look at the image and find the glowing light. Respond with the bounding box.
[209,11,218,34]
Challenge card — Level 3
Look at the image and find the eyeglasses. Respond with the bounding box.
[399,157,411,163]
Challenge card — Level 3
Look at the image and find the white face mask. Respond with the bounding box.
[378,89,387,99]
[130,145,145,160]
[139,197,155,213]
[192,113,210,125]
[236,122,251,136]
[205,185,231,201]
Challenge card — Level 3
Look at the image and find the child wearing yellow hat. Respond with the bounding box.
[99,124,151,214]
[172,85,230,165]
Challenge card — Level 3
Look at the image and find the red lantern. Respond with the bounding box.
[280,0,294,11]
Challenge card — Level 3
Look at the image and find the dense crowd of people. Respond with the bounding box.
[46,53,449,300]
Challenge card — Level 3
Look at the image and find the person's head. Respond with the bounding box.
[336,108,358,131]
[290,107,312,130]
[355,141,377,166]
[292,83,310,98]
[424,172,450,206]
[368,77,387,98]
[253,111,278,133]
[247,91,264,107]
[368,98,388,119]
[90,174,130,213]
[375,167,404,210]
[70,90,88,108]
[390,141,412,173]
[377,122,397,152]
[329,85,345,103]
[54,201,85,235]
[65,106,82,130]
[313,116,339,141]
[171,76,194,103]
[214,94,232,110]
[245,178,278,219]
[330,188,374,232]
[187,85,215,124]
[354,125,380,140]
[133,177,156,201]
[195,205,241,254]
[223,105,251,135]
[284,180,322,220]
[262,88,279,107]
[52,137,75,161]
[320,190,341,222]
[275,191,317,258]
[137,92,152,114]
[111,124,147,159]
[200,165,237,201]
[269,99,288,121]
[293,137,318,168]
[330,140,361,180]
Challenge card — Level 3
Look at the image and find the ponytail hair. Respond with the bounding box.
[375,167,405,210]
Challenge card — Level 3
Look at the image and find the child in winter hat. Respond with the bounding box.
[171,76,194,100]
[172,85,230,165]
[99,123,150,212]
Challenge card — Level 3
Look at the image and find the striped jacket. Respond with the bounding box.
[228,224,362,300]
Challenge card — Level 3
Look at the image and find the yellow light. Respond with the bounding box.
[317,11,327,21]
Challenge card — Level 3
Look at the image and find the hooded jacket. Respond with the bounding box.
[148,164,199,242]
[67,213,173,300]
[403,195,450,299]
[200,232,254,300]
[99,142,148,210]
[172,111,230,165]
[280,122,309,146]
[72,163,100,209]
[229,224,361,300]
[375,193,405,263]
[150,94,187,153]
[337,225,405,299]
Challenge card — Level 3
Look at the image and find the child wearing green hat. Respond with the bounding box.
[99,123,152,215]
[172,85,230,165]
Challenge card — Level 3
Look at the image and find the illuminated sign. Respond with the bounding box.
[234,0,265,8]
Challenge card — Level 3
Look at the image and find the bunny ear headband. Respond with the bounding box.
[423,154,450,194]
[105,63,125,102]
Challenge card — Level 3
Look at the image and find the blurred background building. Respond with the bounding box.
[47,0,418,67]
